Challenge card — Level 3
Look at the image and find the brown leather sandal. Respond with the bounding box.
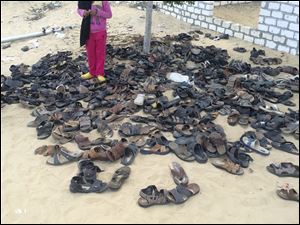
[34,145,57,156]
[75,134,92,150]
[277,188,299,202]
[212,158,244,175]
[82,145,110,161]
[106,138,128,161]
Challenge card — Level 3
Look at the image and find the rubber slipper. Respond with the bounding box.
[108,166,131,190]
[267,163,299,177]
[240,136,270,155]
[27,114,49,127]
[227,142,253,168]
[271,141,299,155]
[189,143,208,163]
[169,162,189,186]
[121,143,138,166]
[168,142,195,162]
[264,131,286,143]
[36,121,54,139]
[70,176,108,193]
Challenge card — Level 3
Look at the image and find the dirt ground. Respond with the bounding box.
[1,1,299,224]
[214,1,262,28]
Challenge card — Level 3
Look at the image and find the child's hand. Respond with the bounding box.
[83,10,90,18]
[89,9,97,16]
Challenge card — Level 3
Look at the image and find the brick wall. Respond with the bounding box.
[214,1,252,7]
[115,1,299,55]
[258,1,299,55]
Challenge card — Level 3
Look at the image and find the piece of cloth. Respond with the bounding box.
[86,31,107,77]
[78,1,92,47]
[78,1,112,34]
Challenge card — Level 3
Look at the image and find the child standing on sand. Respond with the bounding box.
[78,1,112,82]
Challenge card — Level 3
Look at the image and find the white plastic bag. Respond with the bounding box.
[167,72,191,84]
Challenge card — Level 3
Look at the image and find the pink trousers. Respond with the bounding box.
[86,31,107,77]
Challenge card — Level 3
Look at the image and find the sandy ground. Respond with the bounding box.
[214,1,262,28]
[1,1,299,224]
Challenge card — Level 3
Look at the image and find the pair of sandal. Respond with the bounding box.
[35,145,82,165]
[138,162,200,207]
[70,160,131,193]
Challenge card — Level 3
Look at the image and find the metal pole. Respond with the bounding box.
[1,26,76,43]
[143,1,153,54]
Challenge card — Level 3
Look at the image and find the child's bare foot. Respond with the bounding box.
[81,72,93,80]
[97,76,106,82]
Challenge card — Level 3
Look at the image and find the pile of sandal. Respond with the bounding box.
[1,32,299,202]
